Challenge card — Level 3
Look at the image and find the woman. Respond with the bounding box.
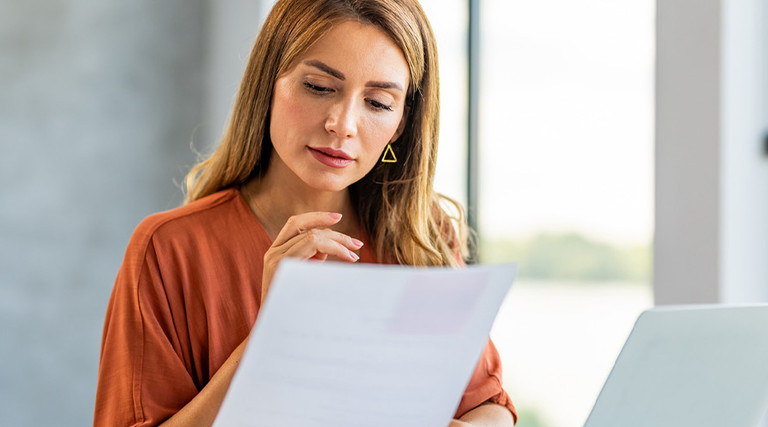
[94,0,516,425]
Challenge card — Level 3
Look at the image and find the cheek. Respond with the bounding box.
[270,85,318,141]
[356,115,402,170]
[363,114,402,149]
[362,106,402,137]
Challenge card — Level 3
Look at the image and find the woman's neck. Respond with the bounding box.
[241,163,359,241]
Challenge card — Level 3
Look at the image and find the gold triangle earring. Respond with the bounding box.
[381,143,397,163]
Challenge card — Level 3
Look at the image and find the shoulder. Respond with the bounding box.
[137,188,240,238]
[121,188,244,269]
[112,187,254,311]
[131,188,243,247]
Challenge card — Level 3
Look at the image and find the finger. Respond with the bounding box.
[279,228,363,253]
[282,232,360,262]
[284,230,360,262]
[272,212,343,246]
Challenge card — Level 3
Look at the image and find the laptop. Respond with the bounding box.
[584,305,768,427]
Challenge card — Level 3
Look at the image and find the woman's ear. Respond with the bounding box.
[390,105,410,143]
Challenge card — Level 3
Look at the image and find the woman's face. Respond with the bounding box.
[268,20,410,193]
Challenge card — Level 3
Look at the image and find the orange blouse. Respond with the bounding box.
[94,188,516,426]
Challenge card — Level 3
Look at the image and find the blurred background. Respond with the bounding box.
[1,0,766,426]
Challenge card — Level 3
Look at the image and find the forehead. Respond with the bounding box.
[294,20,410,86]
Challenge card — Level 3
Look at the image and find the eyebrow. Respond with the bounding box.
[302,59,404,92]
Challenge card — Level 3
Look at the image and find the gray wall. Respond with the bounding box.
[0,1,237,425]
[655,0,768,305]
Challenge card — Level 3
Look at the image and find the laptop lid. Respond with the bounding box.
[584,305,768,427]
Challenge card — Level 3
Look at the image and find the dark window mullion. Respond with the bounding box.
[467,0,480,262]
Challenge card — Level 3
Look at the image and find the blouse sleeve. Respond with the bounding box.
[454,339,517,423]
[94,224,198,427]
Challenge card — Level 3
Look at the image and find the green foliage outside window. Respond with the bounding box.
[480,233,651,283]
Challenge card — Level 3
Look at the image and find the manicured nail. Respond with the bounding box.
[329,212,342,220]
[349,250,359,261]
[351,238,364,247]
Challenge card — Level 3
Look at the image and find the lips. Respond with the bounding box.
[310,146,353,160]
[308,146,355,168]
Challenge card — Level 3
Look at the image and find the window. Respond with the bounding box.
[419,0,469,207]
[428,1,655,425]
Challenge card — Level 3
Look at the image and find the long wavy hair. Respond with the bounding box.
[183,0,467,266]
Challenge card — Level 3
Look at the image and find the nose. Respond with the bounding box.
[325,99,358,139]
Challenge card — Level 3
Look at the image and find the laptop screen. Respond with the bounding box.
[585,305,768,427]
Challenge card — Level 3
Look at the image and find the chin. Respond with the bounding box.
[301,174,356,193]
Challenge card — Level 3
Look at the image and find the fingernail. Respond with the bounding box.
[349,250,359,261]
[329,212,342,220]
[351,238,364,247]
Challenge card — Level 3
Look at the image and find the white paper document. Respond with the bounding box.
[214,260,516,427]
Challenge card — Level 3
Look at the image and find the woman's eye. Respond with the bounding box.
[367,99,394,112]
[303,82,332,94]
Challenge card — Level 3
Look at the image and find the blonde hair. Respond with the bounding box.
[184,0,467,266]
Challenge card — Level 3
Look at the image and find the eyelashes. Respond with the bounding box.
[303,82,332,94]
[302,81,394,112]
[367,99,394,112]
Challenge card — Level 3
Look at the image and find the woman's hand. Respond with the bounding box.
[261,212,363,304]
[449,402,516,426]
